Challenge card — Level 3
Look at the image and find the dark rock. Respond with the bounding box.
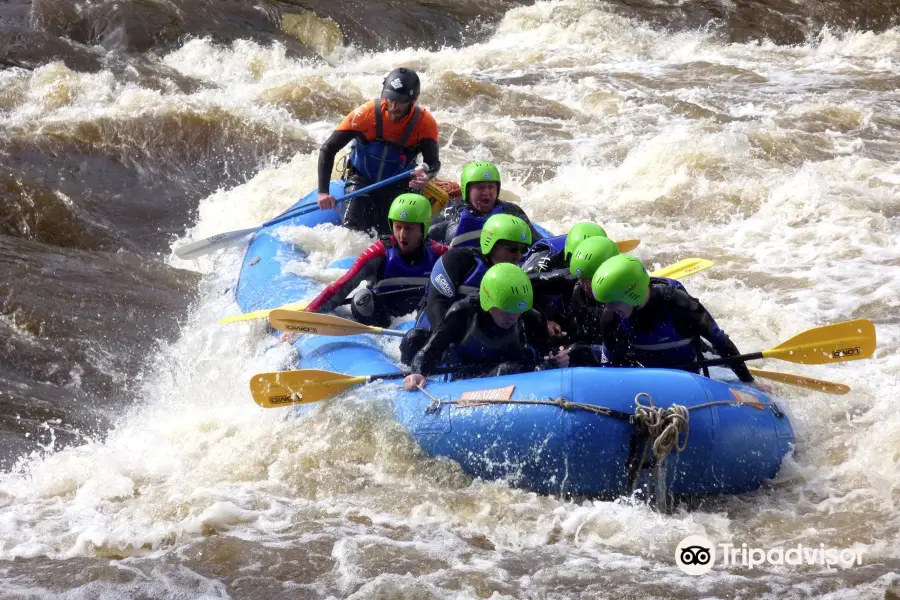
[0,27,102,71]
[0,234,199,466]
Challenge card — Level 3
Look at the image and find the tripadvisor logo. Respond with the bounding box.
[675,535,864,575]
[676,535,716,575]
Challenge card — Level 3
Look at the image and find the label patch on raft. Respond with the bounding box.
[456,385,515,408]
[730,388,765,410]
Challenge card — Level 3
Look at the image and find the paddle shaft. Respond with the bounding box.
[338,285,424,306]
[263,168,418,229]
[356,364,477,382]
[685,351,763,370]
[175,169,418,259]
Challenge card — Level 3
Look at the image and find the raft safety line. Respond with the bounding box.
[417,386,634,420]
[417,386,758,512]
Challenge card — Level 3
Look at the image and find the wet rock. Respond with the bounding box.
[0,111,313,256]
[278,0,531,51]
[0,168,115,251]
[0,235,199,466]
[23,0,533,62]
[27,0,309,57]
[0,27,102,71]
[599,0,900,45]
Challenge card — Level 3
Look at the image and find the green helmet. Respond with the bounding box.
[563,222,608,262]
[460,161,501,203]
[388,193,432,231]
[591,254,650,307]
[480,213,532,255]
[479,263,533,313]
[569,236,620,279]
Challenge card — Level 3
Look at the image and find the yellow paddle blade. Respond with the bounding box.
[762,319,876,365]
[498,190,521,204]
[650,258,714,280]
[249,369,367,408]
[748,368,850,395]
[615,239,641,253]
[425,180,451,215]
[268,309,396,337]
[219,300,310,324]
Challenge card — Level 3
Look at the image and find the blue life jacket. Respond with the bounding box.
[370,239,438,314]
[417,253,489,330]
[449,203,504,248]
[348,99,421,183]
[428,253,489,300]
[414,311,431,330]
[609,278,699,369]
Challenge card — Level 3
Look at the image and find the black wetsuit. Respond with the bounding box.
[409,294,557,379]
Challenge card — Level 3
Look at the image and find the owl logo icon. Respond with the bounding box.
[675,535,716,575]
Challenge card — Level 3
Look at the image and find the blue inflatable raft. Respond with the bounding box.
[234,183,795,500]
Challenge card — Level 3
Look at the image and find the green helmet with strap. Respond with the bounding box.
[479,263,533,313]
[388,193,432,232]
[591,254,650,307]
[563,222,608,262]
[460,161,501,203]
[569,236,620,279]
[480,213,532,255]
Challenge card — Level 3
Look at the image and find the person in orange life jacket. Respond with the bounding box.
[398,213,534,364]
[403,263,569,391]
[590,254,770,389]
[316,68,439,236]
[304,194,448,327]
[428,161,542,248]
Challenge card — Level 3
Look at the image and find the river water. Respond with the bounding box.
[1,0,899,598]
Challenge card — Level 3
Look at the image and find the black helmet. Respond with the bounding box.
[381,68,420,103]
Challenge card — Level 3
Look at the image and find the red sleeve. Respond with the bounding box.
[306,241,387,313]
[431,240,450,257]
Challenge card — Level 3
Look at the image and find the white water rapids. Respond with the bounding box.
[1,1,899,597]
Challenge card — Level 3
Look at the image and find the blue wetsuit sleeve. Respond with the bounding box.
[424,250,475,327]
